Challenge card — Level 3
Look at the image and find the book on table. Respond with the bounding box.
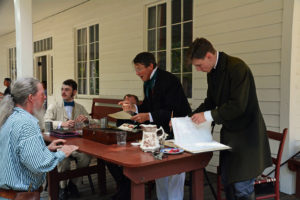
[171,116,230,154]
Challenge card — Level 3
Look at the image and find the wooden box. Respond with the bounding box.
[82,127,142,145]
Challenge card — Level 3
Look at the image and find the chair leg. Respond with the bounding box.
[275,181,280,200]
[217,173,223,200]
[88,175,95,194]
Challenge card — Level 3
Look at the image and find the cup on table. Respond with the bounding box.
[89,119,101,128]
[100,117,108,128]
[75,121,85,135]
[116,131,127,146]
[44,121,53,135]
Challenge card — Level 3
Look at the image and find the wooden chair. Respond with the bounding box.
[90,98,122,121]
[217,128,288,200]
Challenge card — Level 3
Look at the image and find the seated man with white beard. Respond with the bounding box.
[0,78,78,200]
[44,79,91,200]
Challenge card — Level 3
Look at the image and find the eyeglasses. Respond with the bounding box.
[134,67,146,72]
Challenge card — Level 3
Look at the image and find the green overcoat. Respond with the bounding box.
[193,52,272,184]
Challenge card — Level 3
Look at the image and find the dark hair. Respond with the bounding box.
[41,81,47,89]
[123,94,139,104]
[4,78,11,83]
[188,38,216,60]
[63,79,77,91]
[133,52,157,68]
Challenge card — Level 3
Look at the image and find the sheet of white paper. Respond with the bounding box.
[171,116,231,153]
[108,111,132,120]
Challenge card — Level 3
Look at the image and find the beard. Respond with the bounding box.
[33,105,46,129]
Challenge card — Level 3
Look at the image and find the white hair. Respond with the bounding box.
[0,77,40,128]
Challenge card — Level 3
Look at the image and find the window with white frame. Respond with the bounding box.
[147,0,193,98]
[76,24,99,95]
[9,47,17,81]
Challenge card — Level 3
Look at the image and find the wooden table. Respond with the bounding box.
[43,134,212,200]
[288,157,300,198]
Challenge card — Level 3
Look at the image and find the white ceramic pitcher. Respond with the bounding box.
[140,124,167,152]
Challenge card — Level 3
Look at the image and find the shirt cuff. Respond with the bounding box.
[149,113,153,122]
[54,150,66,162]
[58,122,62,129]
[204,111,213,122]
[134,104,138,113]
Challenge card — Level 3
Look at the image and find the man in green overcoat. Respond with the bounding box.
[188,38,272,200]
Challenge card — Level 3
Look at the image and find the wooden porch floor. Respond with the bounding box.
[40,169,297,200]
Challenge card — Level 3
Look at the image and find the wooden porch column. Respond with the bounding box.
[14,0,33,78]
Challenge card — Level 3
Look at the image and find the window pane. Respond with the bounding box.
[157,51,166,71]
[148,30,156,51]
[77,46,81,61]
[77,29,81,44]
[148,6,156,29]
[90,61,99,77]
[172,0,181,24]
[171,49,181,73]
[157,27,166,50]
[78,63,82,77]
[183,22,192,47]
[82,28,87,44]
[83,62,87,78]
[95,77,99,95]
[83,45,87,61]
[90,43,94,60]
[78,78,87,94]
[95,42,99,59]
[157,3,166,27]
[89,25,94,43]
[90,78,96,95]
[184,0,193,21]
[95,60,99,77]
[78,62,87,78]
[95,24,99,41]
[172,24,181,48]
[183,73,192,98]
[183,48,192,72]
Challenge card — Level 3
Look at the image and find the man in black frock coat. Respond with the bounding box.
[121,52,191,200]
[188,38,272,200]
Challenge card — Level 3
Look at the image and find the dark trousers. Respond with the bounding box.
[106,162,131,200]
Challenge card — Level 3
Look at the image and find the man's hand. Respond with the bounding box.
[131,113,149,123]
[48,139,66,151]
[191,112,206,125]
[118,100,136,113]
[76,115,88,123]
[60,145,79,157]
[61,120,75,128]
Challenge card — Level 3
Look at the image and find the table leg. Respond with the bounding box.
[131,181,145,200]
[48,167,59,200]
[192,169,204,200]
[296,168,300,198]
[97,159,107,194]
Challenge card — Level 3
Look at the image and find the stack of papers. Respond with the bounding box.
[108,111,132,119]
[171,116,230,153]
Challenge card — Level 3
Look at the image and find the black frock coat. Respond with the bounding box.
[138,68,191,138]
[193,52,272,184]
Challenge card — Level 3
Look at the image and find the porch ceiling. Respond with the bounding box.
[0,0,88,37]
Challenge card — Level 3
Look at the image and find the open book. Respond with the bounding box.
[171,116,230,153]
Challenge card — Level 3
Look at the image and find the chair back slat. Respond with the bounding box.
[90,98,122,122]
[267,130,283,141]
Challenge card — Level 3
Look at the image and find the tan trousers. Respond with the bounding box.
[57,151,92,189]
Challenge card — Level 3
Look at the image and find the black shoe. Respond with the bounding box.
[59,188,68,200]
[67,181,80,198]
